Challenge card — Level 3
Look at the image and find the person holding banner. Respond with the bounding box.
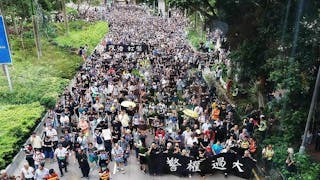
[148,142,161,175]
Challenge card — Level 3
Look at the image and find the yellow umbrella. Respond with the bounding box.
[183,109,199,119]
[121,100,136,108]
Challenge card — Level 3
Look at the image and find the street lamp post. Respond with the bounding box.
[299,65,320,154]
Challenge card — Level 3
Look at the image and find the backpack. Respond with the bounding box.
[97,135,103,144]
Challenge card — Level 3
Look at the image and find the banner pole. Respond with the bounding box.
[3,64,13,92]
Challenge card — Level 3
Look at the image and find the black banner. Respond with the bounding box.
[105,44,149,52]
[148,153,255,179]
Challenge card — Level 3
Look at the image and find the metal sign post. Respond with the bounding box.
[3,64,12,91]
[0,15,13,92]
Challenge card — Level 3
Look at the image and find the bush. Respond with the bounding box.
[40,93,58,109]
[187,29,206,49]
[54,20,108,52]
[0,103,44,168]
[262,136,320,180]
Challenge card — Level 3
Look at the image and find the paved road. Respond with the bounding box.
[10,3,245,180]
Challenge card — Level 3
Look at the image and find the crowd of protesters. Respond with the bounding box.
[0,3,281,180]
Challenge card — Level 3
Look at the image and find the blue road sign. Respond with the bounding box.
[0,15,12,64]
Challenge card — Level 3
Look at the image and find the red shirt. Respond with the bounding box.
[155,130,165,139]
[205,130,215,142]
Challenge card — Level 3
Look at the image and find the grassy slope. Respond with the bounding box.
[187,29,206,49]
[0,20,108,169]
[54,21,108,52]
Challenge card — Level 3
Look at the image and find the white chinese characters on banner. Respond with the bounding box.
[108,45,115,51]
[166,157,182,172]
[232,160,244,172]
[117,46,124,52]
[136,45,143,52]
[187,160,201,172]
[211,157,227,170]
[127,46,135,52]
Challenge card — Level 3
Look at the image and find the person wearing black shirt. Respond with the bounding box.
[199,134,210,149]
[112,129,121,143]
[148,142,160,175]
[246,118,254,137]
[96,121,108,130]
[60,137,72,150]
[179,121,188,133]
[43,136,54,160]
[112,118,122,132]
[218,122,228,142]
[164,142,174,155]
[87,108,97,122]
[189,142,199,159]
[138,143,147,173]
[55,103,64,124]
[77,149,90,178]
[126,107,135,117]
[173,144,181,154]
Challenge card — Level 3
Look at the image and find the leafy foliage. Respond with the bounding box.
[187,29,206,49]
[263,136,320,180]
[180,0,320,178]
[168,0,217,19]
[54,20,108,52]
[0,39,79,105]
[0,103,44,168]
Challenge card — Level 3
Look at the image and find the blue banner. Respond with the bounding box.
[0,16,12,64]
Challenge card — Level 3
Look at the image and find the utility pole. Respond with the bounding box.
[299,65,320,154]
[30,0,42,59]
[61,0,69,36]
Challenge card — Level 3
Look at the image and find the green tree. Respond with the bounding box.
[168,0,217,19]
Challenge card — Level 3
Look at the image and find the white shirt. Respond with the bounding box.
[30,136,42,149]
[101,128,112,140]
[194,106,203,115]
[201,123,212,132]
[54,147,68,158]
[128,85,136,92]
[133,116,140,125]
[35,168,49,180]
[107,84,114,94]
[60,115,69,123]
[33,153,45,165]
[21,167,34,178]
[46,129,58,141]
[119,114,129,127]
[199,114,206,124]
[182,130,193,141]
[186,137,198,147]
